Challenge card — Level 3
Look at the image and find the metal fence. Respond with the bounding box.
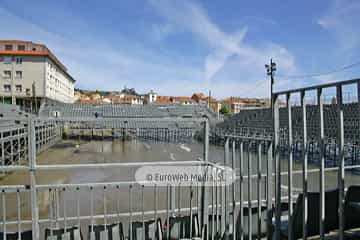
[0,119,61,170]
[0,117,275,240]
[0,119,217,240]
[0,78,359,240]
[272,78,360,240]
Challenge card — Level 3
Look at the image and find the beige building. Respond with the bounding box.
[221,97,269,114]
[0,40,75,112]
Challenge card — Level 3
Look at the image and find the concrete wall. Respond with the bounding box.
[0,55,46,98]
[45,58,74,103]
[0,55,74,103]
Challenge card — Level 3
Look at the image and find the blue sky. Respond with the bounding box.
[1,0,360,98]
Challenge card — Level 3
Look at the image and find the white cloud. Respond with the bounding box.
[0,1,297,98]
[0,6,203,93]
[150,23,175,41]
[148,0,296,84]
[318,0,360,52]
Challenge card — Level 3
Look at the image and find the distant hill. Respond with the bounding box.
[75,87,138,97]
[75,88,112,97]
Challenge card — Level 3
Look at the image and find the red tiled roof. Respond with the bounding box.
[172,96,192,101]
[155,96,172,103]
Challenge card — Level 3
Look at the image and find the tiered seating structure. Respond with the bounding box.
[216,103,360,143]
[39,103,214,119]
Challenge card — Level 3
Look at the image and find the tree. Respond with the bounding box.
[219,105,230,115]
[121,87,138,96]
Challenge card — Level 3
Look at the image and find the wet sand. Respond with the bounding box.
[0,140,222,237]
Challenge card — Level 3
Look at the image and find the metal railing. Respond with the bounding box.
[0,78,359,240]
[0,118,61,170]
[0,119,216,240]
[272,78,360,240]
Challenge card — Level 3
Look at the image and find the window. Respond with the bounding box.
[3,85,11,92]
[5,45,13,50]
[15,57,22,64]
[3,71,11,78]
[15,85,22,92]
[3,56,11,64]
[15,71,22,79]
[26,88,31,96]
[17,45,25,51]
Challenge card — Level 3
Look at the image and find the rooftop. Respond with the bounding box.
[0,40,75,82]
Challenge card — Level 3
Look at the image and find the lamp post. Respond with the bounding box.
[265,59,276,108]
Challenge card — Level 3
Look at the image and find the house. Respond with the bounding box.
[170,96,194,105]
[221,97,269,114]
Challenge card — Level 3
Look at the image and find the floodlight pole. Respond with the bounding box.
[265,58,278,238]
[265,58,276,108]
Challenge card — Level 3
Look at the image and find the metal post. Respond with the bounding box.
[247,142,252,240]
[90,187,94,239]
[318,88,325,240]
[117,186,121,219]
[287,93,294,240]
[357,81,360,104]
[273,94,281,239]
[154,185,158,224]
[188,183,193,238]
[222,138,229,237]
[178,184,181,216]
[166,185,170,240]
[257,142,262,240]
[63,188,70,240]
[211,171,215,240]
[129,185,133,240]
[28,118,39,240]
[232,140,236,240]
[239,141,244,240]
[336,85,345,240]
[142,185,145,240]
[301,90,308,240]
[2,190,6,239]
[201,119,209,240]
[171,184,176,216]
[17,190,21,240]
[76,187,81,231]
[49,189,54,237]
[103,186,108,240]
[216,171,219,237]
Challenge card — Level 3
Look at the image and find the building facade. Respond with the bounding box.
[221,97,269,114]
[0,40,75,112]
[147,90,157,103]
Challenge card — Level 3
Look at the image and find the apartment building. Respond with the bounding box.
[0,40,75,112]
[221,97,269,113]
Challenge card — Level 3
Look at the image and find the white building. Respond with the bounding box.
[147,90,157,103]
[0,40,75,112]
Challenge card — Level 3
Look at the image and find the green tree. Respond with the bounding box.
[219,105,230,115]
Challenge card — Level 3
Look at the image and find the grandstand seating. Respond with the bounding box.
[39,103,215,120]
[66,118,202,130]
[216,103,360,143]
[0,103,32,119]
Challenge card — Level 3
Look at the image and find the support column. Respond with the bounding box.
[201,119,209,239]
[336,85,345,240]
[273,94,281,239]
[28,118,39,240]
